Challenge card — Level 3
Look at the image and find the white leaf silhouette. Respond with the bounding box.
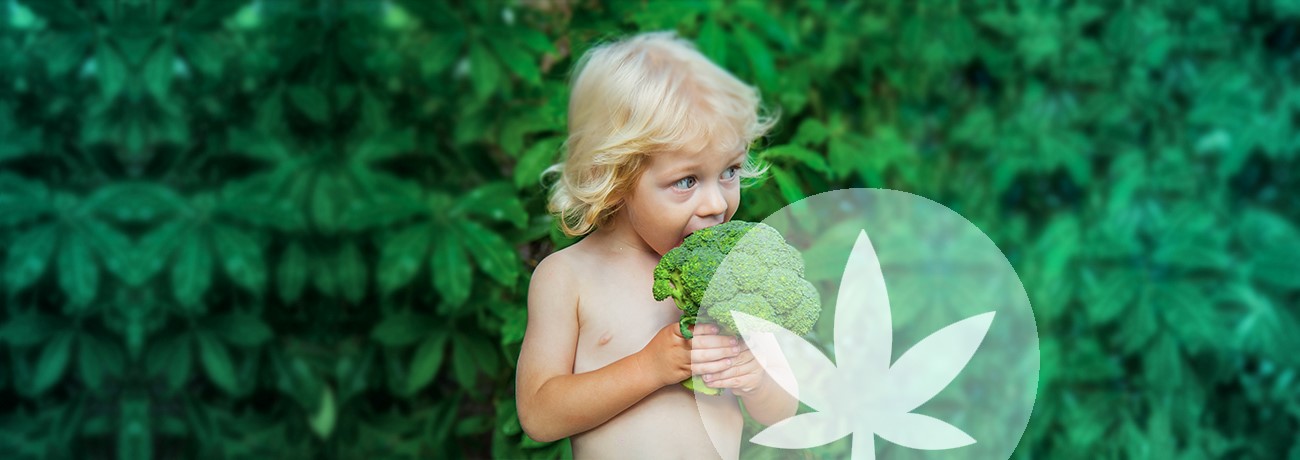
[875,412,977,450]
[748,410,849,449]
[737,229,995,460]
[836,229,892,383]
[734,312,839,411]
[883,311,995,413]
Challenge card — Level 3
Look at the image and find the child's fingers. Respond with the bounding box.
[689,334,737,349]
[704,367,761,390]
[691,358,732,375]
[702,351,757,382]
[690,324,721,336]
[691,346,739,363]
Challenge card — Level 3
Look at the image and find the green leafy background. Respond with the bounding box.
[1,0,1298,458]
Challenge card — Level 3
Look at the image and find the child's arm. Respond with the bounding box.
[515,255,697,442]
[735,374,799,425]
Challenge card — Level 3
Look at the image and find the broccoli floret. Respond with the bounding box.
[652,221,823,395]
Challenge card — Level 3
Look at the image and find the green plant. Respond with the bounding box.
[0,0,1296,458]
[652,221,821,396]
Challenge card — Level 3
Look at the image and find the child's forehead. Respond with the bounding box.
[652,145,746,171]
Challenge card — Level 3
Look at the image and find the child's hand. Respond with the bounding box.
[638,323,722,387]
[696,335,765,395]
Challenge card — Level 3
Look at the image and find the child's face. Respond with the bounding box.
[624,143,746,256]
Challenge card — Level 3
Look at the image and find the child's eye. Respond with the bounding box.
[722,165,741,180]
[673,176,697,189]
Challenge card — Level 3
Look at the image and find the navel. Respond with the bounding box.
[597,332,613,346]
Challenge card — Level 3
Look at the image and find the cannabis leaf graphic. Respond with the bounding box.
[733,229,996,460]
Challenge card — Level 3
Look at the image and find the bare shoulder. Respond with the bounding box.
[528,242,591,314]
[534,237,604,281]
[534,240,593,281]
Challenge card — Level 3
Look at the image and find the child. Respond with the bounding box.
[515,31,796,459]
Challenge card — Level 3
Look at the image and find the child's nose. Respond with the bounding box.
[696,183,727,218]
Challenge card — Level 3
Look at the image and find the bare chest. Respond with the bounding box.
[573,264,682,373]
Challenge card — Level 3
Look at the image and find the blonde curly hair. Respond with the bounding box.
[543,30,778,237]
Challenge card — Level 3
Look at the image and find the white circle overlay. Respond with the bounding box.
[693,188,1040,460]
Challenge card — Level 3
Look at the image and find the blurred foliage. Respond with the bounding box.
[0,0,1297,458]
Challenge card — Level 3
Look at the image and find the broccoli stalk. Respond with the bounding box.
[652,220,822,396]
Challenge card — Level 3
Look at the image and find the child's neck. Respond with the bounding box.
[592,211,660,258]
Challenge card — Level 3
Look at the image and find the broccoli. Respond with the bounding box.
[652,220,822,395]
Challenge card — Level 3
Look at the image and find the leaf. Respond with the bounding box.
[277,242,308,304]
[456,220,519,286]
[1237,209,1300,290]
[35,32,90,79]
[791,119,830,148]
[698,18,727,65]
[761,145,832,174]
[1082,268,1139,324]
[371,313,437,347]
[1143,335,1186,390]
[307,385,337,439]
[0,172,51,226]
[355,127,416,163]
[1116,295,1159,354]
[142,43,173,100]
[196,331,238,395]
[378,224,433,295]
[514,28,555,54]
[4,224,58,292]
[1223,284,1292,356]
[1152,281,1221,353]
[313,249,338,297]
[32,331,74,394]
[770,168,805,204]
[0,314,60,347]
[750,411,848,449]
[288,85,329,124]
[407,329,449,393]
[469,43,501,101]
[485,34,540,85]
[452,182,527,228]
[212,224,266,294]
[210,313,273,348]
[84,217,144,286]
[432,232,472,309]
[514,137,562,189]
[171,232,212,309]
[311,174,341,234]
[499,303,528,347]
[835,229,893,381]
[145,333,192,393]
[874,412,976,450]
[94,43,128,101]
[57,231,98,309]
[337,242,367,305]
[278,354,325,411]
[21,0,92,28]
[732,26,776,90]
[77,333,125,391]
[176,31,224,77]
[451,333,481,390]
[417,31,464,77]
[883,312,996,413]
